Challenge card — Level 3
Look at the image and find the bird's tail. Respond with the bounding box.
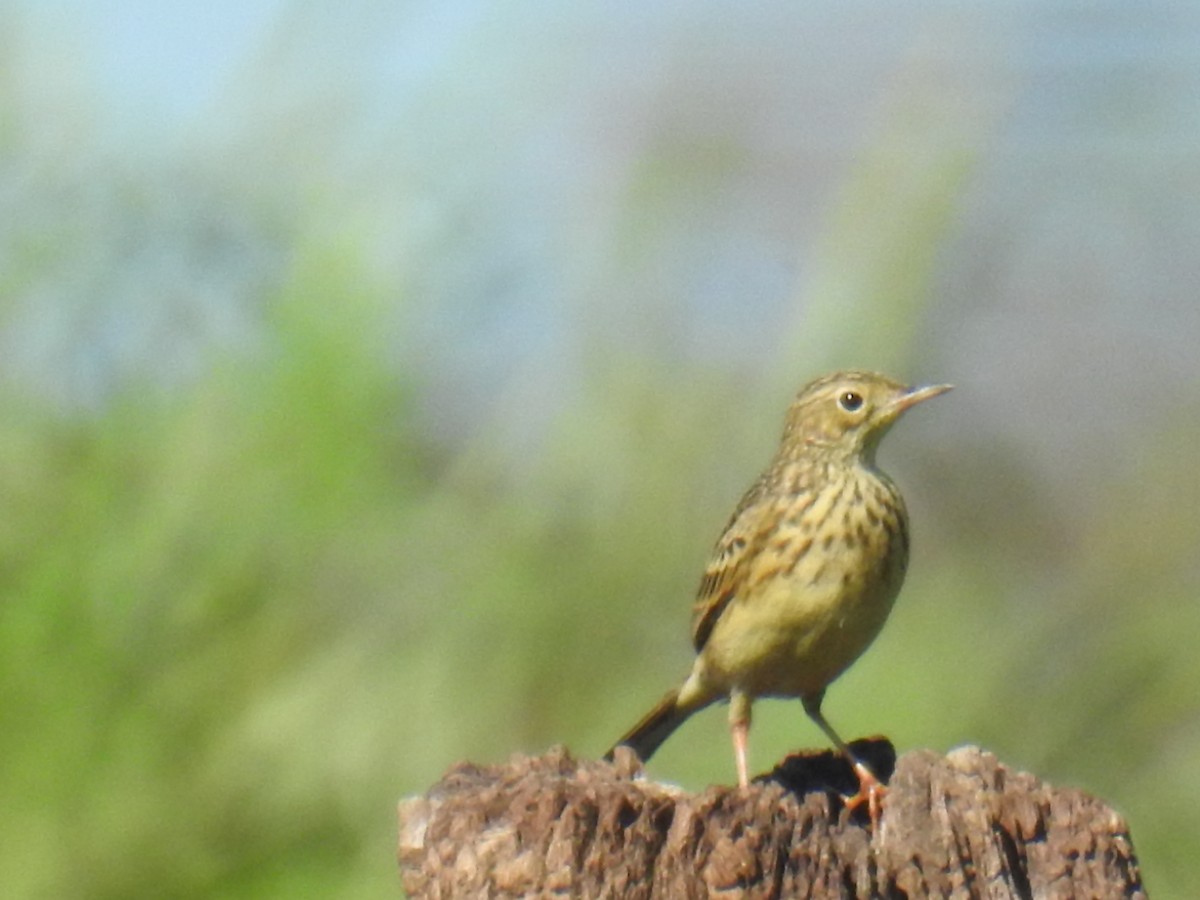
[605,687,698,763]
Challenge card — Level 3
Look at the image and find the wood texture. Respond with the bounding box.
[398,742,1144,898]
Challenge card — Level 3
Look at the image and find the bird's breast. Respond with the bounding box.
[697,470,910,698]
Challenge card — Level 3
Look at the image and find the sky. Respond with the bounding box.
[8,0,1200,440]
[29,0,285,133]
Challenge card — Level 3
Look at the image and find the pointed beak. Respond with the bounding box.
[890,382,953,415]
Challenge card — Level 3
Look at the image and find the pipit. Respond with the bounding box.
[606,370,951,819]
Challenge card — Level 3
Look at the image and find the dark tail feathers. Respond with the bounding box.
[604,687,693,762]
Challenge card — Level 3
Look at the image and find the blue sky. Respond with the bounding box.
[30,0,285,130]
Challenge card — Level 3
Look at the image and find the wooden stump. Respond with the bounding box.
[397,742,1144,898]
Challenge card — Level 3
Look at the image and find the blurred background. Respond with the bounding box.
[1,0,1197,896]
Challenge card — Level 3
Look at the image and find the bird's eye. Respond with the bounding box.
[838,391,864,412]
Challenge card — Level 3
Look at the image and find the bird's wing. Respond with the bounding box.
[690,478,781,652]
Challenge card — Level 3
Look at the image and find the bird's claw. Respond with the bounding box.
[840,764,886,825]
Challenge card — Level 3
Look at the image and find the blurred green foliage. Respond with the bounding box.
[0,171,1193,899]
[0,246,416,896]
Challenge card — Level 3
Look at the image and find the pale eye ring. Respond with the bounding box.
[838,390,864,412]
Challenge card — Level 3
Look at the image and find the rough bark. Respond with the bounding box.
[397,741,1144,899]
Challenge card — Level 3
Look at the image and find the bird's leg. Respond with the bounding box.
[729,691,752,788]
[801,692,886,823]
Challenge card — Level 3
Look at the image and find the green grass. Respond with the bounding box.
[1,281,1195,896]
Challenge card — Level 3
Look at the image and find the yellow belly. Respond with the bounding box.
[697,528,904,699]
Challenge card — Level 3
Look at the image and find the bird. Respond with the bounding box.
[605,370,951,818]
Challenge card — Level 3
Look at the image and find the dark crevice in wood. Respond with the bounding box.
[994,821,1034,900]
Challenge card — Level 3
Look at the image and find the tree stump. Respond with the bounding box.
[397,742,1144,898]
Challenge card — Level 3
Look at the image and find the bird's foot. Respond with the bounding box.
[840,762,887,825]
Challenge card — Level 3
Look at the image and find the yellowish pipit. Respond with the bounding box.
[606,370,951,818]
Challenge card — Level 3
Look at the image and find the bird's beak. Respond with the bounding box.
[891,383,953,415]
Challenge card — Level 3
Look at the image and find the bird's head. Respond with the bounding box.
[780,370,952,466]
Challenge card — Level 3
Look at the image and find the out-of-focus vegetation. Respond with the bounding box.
[1,2,1198,897]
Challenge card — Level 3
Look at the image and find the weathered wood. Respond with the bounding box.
[398,742,1144,899]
